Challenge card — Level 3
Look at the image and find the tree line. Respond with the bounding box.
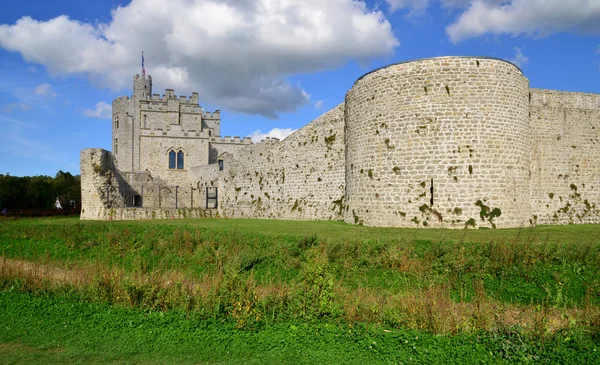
[0,171,80,210]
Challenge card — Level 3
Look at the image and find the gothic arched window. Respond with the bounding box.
[168,149,185,169]
[177,151,184,169]
[169,150,176,169]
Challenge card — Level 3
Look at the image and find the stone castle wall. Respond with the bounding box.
[529,89,600,225]
[344,57,531,228]
[209,137,253,164]
[218,104,346,221]
[84,57,600,227]
[139,135,210,183]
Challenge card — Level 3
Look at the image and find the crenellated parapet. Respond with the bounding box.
[210,136,253,144]
[203,110,221,119]
[146,90,201,104]
[255,137,280,144]
[113,95,131,103]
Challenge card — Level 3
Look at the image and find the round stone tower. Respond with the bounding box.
[343,57,531,228]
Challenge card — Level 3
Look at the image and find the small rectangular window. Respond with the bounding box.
[132,195,141,207]
[218,160,224,171]
[114,138,118,155]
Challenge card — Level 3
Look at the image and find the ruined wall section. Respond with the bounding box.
[344,57,531,228]
[80,149,126,220]
[219,104,345,220]
[81,148,205,220]
[530,89,600,225]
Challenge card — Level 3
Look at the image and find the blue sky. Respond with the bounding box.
[1,0,599,176]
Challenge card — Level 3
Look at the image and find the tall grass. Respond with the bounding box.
[2,218,600,335]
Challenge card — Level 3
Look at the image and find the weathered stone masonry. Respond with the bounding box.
[81,56,600,228]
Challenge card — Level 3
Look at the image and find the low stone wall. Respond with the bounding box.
[86,207,216,221]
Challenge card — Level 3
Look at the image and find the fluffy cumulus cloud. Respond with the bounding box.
[385,1,600,43]
[34,83,56,97]
[0,0,399,118]
[247,127,297,142]
[83,101,112,119]
[446,0,600,43]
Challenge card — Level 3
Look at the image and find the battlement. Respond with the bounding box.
[134,74,152,82]
[114,95,131,103]
[147,91,200,105]
[255,137,280,144]
[210,136,252,144]
[203,110,221,119]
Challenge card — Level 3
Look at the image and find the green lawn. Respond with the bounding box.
[1,290,598,365]
[1,217,600,363]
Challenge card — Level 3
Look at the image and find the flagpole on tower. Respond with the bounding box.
[142,51,145,76]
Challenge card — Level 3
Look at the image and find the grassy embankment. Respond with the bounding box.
[1,217,599,363]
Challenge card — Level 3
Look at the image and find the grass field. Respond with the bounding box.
[1,217,599,363]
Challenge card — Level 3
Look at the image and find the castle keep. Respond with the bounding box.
[81,56,600,228]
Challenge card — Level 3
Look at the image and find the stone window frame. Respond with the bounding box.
[114,138,118,155]
[114,116,119,129]
[167,147,187,170]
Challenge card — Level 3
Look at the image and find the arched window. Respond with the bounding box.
[169,150,176,169]
[177,151,184,169]
[168,149,185,169]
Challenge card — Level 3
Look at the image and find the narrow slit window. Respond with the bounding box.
[430,178,434,206]
[218,159,224,171]
[114,138,118,155]
[177,151,184,169]
[169,150,176,169]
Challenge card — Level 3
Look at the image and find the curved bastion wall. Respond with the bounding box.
[343,57,532,228]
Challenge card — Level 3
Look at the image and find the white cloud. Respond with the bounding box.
[509,47,529,67]
[83,101,112,119]
[386,0,429,15]
[446,0,600,43]
[247,127,297,142]
[314,100,324,109]
[1,102,31,113]
[0,0,399,118]
[34,83,56,97]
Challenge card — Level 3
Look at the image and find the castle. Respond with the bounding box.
[80,56,600,228]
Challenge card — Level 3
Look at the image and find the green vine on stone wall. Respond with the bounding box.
[475,200,502,228]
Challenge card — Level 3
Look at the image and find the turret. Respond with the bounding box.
[133,74,152,100]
